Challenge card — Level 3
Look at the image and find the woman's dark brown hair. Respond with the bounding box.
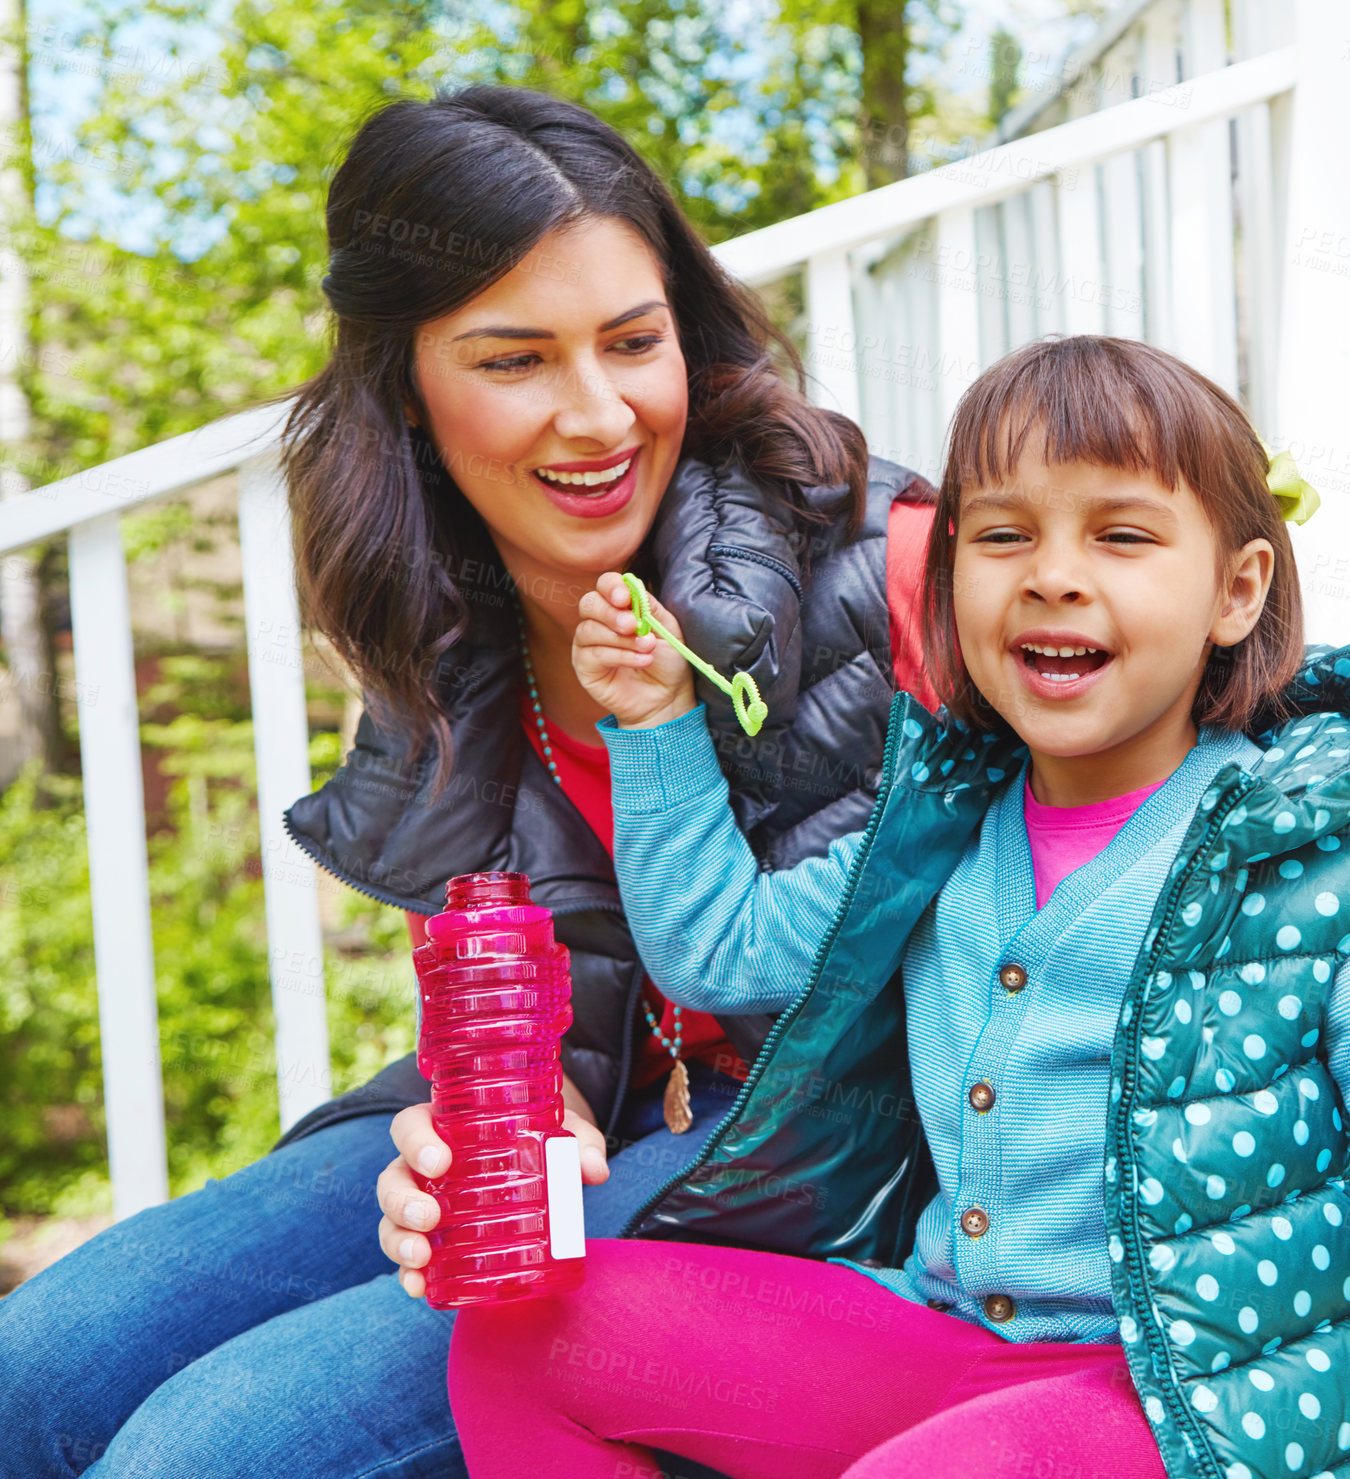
[922,335,1304,732]
[280,84,867,788]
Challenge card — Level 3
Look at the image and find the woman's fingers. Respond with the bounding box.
[380,1105,448,1253]
[564,1109,610,1184]
[376,1151,441,1233]
[376,1155,436,1300]
[389,1101,451,1178]
[379,1207,428,1270]
[398,1267,426,1299]
[380,1079,609,1305]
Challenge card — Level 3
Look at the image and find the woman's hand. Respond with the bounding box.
[378,1079,611,1299]
[573,572,696,729]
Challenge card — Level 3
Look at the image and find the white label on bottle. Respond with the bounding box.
[544,1135,586,1260]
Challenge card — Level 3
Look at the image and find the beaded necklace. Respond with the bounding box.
[516,605,693,1133]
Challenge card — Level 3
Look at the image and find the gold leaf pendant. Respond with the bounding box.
[663,1057,693,1134]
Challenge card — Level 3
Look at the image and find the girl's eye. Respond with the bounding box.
[974,530,1026,544]
[612,334,665,354]
[1102,532,1153,544]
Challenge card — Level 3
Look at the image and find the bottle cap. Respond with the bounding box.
[444,871,530,909]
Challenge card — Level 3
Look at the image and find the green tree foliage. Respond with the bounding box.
[22,0,452,478]
[501,0,865,236]
[22,0,966,477]
[0,652,415,1219]
[25,0,863,466]
[988,24,1022,127]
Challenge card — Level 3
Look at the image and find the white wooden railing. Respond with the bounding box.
[4,407,323,1219]
[2,0,1347,1221]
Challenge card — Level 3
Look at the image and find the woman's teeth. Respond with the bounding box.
[535,456,632,489]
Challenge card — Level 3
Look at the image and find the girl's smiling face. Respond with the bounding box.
[411,215,689,617]
[952,446,1275,804]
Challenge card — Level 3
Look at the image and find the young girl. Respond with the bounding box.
[448,336,1350,1479]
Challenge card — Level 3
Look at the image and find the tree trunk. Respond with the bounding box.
[0,0,60,777]
[857,0,911,189]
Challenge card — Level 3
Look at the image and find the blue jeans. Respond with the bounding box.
[0,1063,742,1478]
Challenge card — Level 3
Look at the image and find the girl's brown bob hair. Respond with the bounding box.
[922,335,1304,733]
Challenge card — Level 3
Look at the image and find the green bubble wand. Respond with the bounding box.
[620,572,768,737]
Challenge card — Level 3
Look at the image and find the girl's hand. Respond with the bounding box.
[573,572,695,729]
[378,1090,610,1300]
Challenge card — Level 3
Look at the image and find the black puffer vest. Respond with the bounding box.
[274,452,933,1151]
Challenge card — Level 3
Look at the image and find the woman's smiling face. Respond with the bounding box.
[411,215,689,615]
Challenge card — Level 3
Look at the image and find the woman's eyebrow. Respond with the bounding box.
[451,299,670,342]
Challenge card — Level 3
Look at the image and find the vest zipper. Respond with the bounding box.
[283,810,440,914]
[706,543,804,600]
[617,691,908,1239]
[603,962,646,1144]
[1110,772,1257,1479]
[515,897,639,1141]
[282,811,634,925]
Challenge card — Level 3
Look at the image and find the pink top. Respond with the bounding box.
[1023,774,1166,910]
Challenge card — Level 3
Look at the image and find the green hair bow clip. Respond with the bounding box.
[1263,443,1321,526]
[621,572,768,737]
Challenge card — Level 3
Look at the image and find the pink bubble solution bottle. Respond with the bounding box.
[411,870,586,1308]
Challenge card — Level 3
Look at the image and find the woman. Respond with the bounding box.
[0,85,935,1477]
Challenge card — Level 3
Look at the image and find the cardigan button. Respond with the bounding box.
[968,1081,996,1113]
[999,963,1028,993]
[960,1205,990,1238]
[926,1298,953,1312]
[984,1293,1016,1323]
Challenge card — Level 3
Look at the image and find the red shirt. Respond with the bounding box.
[887,498,940,712]
[408,498,939,1093]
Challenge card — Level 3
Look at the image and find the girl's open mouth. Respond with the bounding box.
[1019,644,1112,683]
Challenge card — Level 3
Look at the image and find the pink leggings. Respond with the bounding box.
[448,1239,1165,1478]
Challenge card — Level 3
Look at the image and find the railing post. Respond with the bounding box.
[1168,0,1239,393]
[67,512,169,1220]
[933,206,981,432]
[237,453,331,1131]
[1056,163,1104,337]
[1139,2,1181,350]
[1230,0,1284,422]
[804,249,862,424]
[1101,153,1145,341]
[1232,100,1279,433]
[1277,0,1350,645]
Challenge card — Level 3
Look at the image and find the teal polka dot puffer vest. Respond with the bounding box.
[1104,696,1350,1479]
[626,647,1350,1479]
